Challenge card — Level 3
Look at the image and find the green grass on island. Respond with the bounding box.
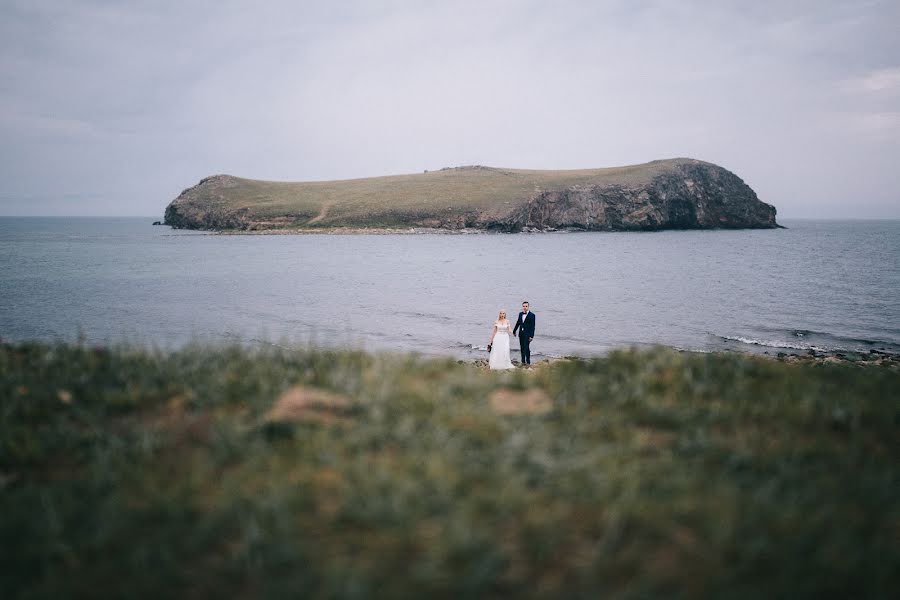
[1,343,897,598]
[172,162,686,229]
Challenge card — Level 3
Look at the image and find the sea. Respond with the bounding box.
[1,217,898,360]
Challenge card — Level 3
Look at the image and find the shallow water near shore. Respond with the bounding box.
[1,217,898,359]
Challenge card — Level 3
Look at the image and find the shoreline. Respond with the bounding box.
[212,226,492,235]
[200,226,648,235]
[0,337,900,371]
[166,224,785,235]
[3,337,896,369]
[469,346,900,369]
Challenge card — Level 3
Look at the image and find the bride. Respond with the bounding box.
[488,310,515,370]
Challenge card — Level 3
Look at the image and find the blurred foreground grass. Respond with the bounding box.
[1,342,897,598]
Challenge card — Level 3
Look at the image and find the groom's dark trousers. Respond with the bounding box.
[513,311,536,365]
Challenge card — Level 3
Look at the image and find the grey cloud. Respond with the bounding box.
[1,0,898,217]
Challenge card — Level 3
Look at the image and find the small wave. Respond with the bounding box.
[719,335,828,352]
[539,333,598,344]
[717,328,900,355]
[396,310,455,323]
[671,346,714,354]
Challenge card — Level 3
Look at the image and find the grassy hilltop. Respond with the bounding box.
[1,343,896,598]
[163,158,779,232]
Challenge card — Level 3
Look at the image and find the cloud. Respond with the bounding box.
[0,108,100,139]
[0,0,899,217]
[841,67,900,94]
[834,65,900,142]
[845,111,900,140]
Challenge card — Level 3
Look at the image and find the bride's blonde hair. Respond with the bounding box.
[498,310,507,320]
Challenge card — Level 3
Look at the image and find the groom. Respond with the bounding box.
[512,300,536,366]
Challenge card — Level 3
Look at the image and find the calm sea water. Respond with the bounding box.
[1,217,898,359]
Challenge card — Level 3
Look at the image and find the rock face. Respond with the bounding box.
[489,161,777,232]
[163,159,778,232]
[164,175,253,230]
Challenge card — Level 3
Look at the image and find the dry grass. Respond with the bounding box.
[489,387,553,415]
[264,385,352,425]
[175,159,703,227]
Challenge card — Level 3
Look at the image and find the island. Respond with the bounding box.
[163,158,779,232]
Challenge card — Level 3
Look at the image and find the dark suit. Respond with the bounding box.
[512,311,536,365]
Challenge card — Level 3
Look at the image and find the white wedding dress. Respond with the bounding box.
[489,321,515,370]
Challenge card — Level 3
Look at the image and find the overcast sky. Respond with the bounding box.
[1,0,898,218]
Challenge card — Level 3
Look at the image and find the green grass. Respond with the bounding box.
[170,159,704,229]
[1,343,897,598]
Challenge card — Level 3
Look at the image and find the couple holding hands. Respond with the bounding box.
[488,301,536,370]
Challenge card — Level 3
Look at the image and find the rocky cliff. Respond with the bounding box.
[164,159,778,232]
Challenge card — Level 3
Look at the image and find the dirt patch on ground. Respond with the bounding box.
[265,386,352,425]
[634,427,678,451]
[489,388,553,415]
[307,203,332,225]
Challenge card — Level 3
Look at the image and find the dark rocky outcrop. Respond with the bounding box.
[163,159,778,232]
[164,175,255,231]
[480,161,777,232]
